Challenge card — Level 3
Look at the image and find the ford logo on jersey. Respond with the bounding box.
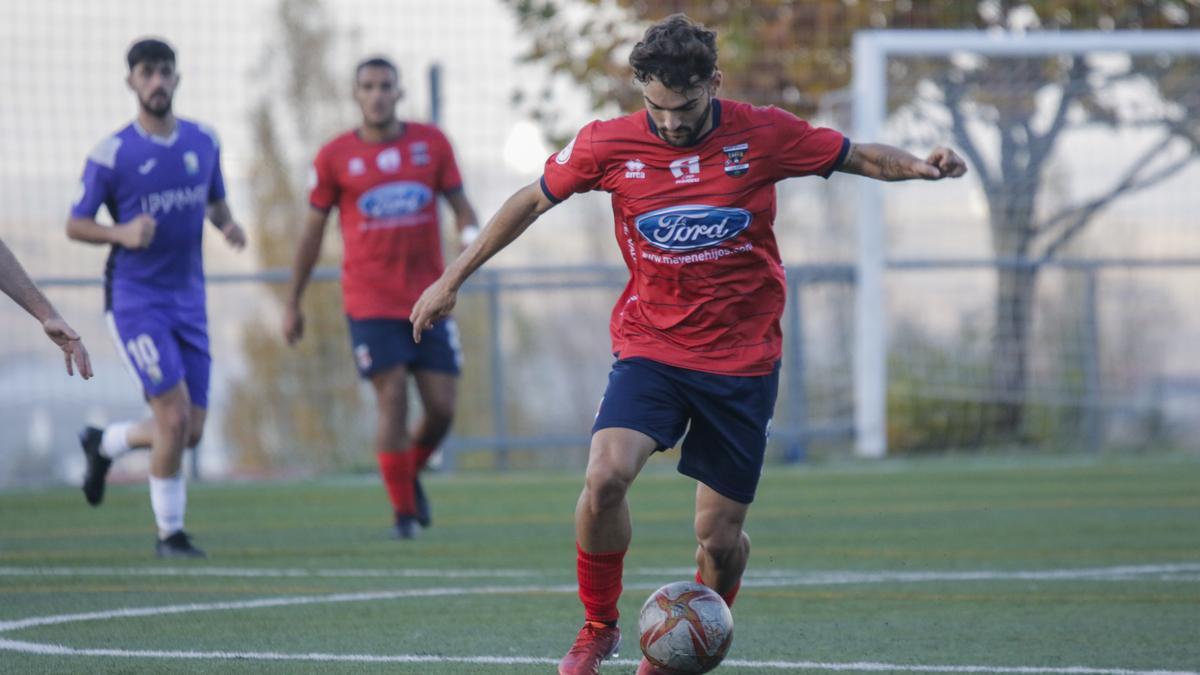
[357,181,433,219]
[634,205,752,251]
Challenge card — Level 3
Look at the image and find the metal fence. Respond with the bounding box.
[8,253,1194,487]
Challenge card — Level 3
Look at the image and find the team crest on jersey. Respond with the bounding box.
[409,141,431,166]
[669,155,701,184]
[376,147,402,173]
[634,205,752,251]
[723,143,750,177]
[357,181,433,220]
[624,159,646,179]
[348,157,366,176]
[183,151,199,175]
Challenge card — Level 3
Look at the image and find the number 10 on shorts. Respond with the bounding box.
[126,333,164,384]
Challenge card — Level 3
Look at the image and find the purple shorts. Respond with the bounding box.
[107,304,211,407]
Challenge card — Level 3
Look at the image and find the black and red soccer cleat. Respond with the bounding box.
[78,425,111,506]
[558,621,621,675]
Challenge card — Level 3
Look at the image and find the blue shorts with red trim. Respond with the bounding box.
[346,317,462,379]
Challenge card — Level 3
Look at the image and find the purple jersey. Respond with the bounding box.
[71,118,226,310]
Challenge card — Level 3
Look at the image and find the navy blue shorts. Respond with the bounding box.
[592,357,780,504]
[346,317,462,379]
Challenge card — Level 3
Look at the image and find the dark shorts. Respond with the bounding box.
[592,357,780,504]
[107,306,211,408]
[346,316,462,379]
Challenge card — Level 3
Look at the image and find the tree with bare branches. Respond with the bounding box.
[506,0,1200,439]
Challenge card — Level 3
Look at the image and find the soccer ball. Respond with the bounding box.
[638,581,733,674]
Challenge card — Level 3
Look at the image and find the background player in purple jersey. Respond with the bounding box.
[412,15,965,675]
[65,38,246,558]
[0,238,93,379]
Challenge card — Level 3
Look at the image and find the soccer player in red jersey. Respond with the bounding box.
[411,15,966,674]
[284,57,479,539]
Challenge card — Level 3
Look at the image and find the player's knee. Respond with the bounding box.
[425,406,455,439]
[583,463,635,513]
[186,424,204,449]
[696,525,748,565]
[157,405,190,446]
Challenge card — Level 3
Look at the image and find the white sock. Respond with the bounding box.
[149,473,186,539]
[100,421,134,459]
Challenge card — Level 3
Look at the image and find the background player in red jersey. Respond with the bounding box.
[411,14,965,674]
[284,57,479,539]
[0,237,92,379]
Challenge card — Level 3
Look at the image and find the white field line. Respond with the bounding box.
[0,638,1194,675]
[0,569,1196,674]
[1,562,1198,583]
[2,559,1200,586]
[0,584,577,633]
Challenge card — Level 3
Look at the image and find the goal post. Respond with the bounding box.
[851,29,1200,458]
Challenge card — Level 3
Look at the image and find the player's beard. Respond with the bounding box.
[140,90,173,118]
[658,98,712,147]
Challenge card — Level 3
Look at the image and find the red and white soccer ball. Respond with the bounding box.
[638,581,734,674]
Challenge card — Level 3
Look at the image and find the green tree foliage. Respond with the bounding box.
[506,0,1200,443]
[223,0,369,471]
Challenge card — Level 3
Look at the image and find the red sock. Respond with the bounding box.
[377,450,416,515]
[411,444,436,472]
[577,543,625,624]
[696,569,741,608]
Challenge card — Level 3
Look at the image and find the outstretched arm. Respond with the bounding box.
[411,180,556,341]
[282,207,331,346]
[0,238,92,378]
[838,143,967,181]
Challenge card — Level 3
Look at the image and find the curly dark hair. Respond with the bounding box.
[629,14,718,91]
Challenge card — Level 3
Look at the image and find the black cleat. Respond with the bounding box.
[156,531,207,559]
[392,514,420,540]
[79,426,111,507]
[414,477,432,528]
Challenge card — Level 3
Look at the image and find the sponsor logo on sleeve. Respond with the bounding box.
[634,205,752,251]
[669,155,701,184]
[723,143,750,177]
[555,135,578,165]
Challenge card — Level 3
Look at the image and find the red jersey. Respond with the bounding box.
[309,123,463,319]
[541,99,847,376]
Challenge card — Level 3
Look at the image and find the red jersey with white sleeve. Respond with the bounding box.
[540,99,848,376]
[309,123,464,319]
